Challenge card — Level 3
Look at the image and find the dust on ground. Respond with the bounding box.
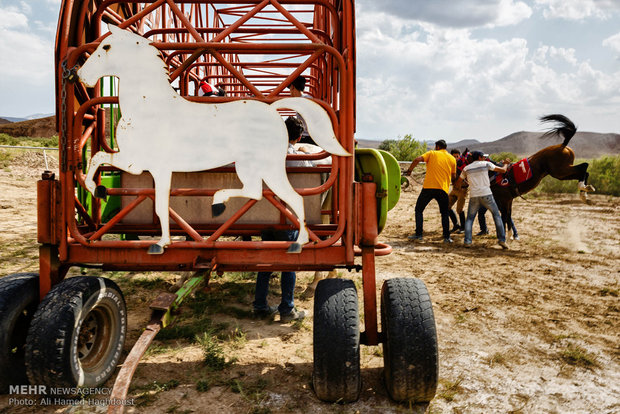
[0,153,619,414]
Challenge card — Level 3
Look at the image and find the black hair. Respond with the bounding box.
[450,149,461,155]
[435,139,447,149]
[471,150,485,160]
[285,116,304,142]
[290,75,306,92]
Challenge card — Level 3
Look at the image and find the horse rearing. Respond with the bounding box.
[77,25,350,254]
[491,114,595,229]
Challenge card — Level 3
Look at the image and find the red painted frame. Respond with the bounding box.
[45,0,389,345]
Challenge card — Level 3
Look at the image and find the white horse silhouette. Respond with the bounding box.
[78,25,349,254]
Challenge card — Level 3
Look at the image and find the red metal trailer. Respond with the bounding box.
[0,0,438,407]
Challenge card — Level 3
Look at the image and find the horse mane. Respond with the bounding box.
[539,114,577,147]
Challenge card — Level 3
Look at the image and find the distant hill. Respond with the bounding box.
[356,138,381,149]
[449,131,619,158]
[24,112,55,120]
[0,118,12,125]
[0,116,57,138]
[0,116,27,123]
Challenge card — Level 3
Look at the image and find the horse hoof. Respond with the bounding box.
[94,185,107,199]
[586,185,595,192]
[287,243,302,254]
[147,244,164,255]
[212,203,226,217]
[579,191,587,203]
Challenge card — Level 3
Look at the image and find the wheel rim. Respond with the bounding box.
[76,304,116,371]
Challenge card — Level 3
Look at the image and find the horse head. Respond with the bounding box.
[78,24,156,87]
[458,148,471,166]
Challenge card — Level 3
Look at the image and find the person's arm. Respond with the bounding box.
[451,160,457,182]
[403,156,424,176]
[453,176,463,189]
[491,162,508,174]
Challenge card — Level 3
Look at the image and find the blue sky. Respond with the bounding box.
[1,0,619,142]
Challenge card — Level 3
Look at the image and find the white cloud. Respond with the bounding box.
[0,7,28,30]
[603,31,620,54]
[534,0,619,20]
[0,5,55,116]
[0,7,53,83]
[19,1,32,15]
[358,0,531,28]
[354,8,620,140]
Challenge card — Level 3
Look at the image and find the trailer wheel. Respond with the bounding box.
[26,277,126,388]
[381,278,438,403]
[0,273,39,393]
[312,278,361,402]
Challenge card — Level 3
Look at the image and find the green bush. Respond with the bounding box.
[535,176,579,194]
[378,134,426,161]
[588,155,620,196]
[0,133,58,148]
[489,152,518,163]
[0,149,13,168]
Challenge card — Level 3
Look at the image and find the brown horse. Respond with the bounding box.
[491,114,595,229]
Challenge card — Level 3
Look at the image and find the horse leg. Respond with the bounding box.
[549,162,595,201]
[301,270,338,298]
[495,195,510,239]
[148,170,172,255]
[85,151,143,198]
[84,151,114,197]
[211,163,263,217]
[505,200,514,240]
[262,171,309,254]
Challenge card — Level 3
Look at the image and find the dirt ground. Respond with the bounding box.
[0,152,619,413]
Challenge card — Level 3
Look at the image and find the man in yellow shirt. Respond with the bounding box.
[403,139,457,243]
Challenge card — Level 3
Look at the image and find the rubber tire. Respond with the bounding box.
[0,273,39,393]
[381,278,438,403]
[25,276,127,388]
[312,278,361,402]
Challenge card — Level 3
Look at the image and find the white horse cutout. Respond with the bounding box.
[78,25,350,254]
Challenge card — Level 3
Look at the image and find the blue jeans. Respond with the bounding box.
[253,229,298,314]
[478,206,518,236]
[464,195,505,244]
[253,271,296,314]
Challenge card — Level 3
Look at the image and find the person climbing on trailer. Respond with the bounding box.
[252,116,309,321]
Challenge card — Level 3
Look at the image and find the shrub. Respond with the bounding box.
[588,155,620,196]
[0,133,59,148]
[378,134,426,161]
[535,175,579,194]
[489,152,518,163]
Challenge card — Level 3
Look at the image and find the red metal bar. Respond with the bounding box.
[361,246,378,346]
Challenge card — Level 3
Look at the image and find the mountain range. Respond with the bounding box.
[357,130,619,159]
[1,115,618,158]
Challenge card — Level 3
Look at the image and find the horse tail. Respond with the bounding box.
[273,98,350,156]
[539,114,577,147]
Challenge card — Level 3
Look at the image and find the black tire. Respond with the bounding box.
[381,278,438,403]
[25,276,127,388]
[312,278,361,402]
[0,273,39,393]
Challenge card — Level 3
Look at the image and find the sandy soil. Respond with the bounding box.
[0,153,619,414]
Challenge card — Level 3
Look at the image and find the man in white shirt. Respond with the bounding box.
[285,116,314,167]
[455,151,510,249]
